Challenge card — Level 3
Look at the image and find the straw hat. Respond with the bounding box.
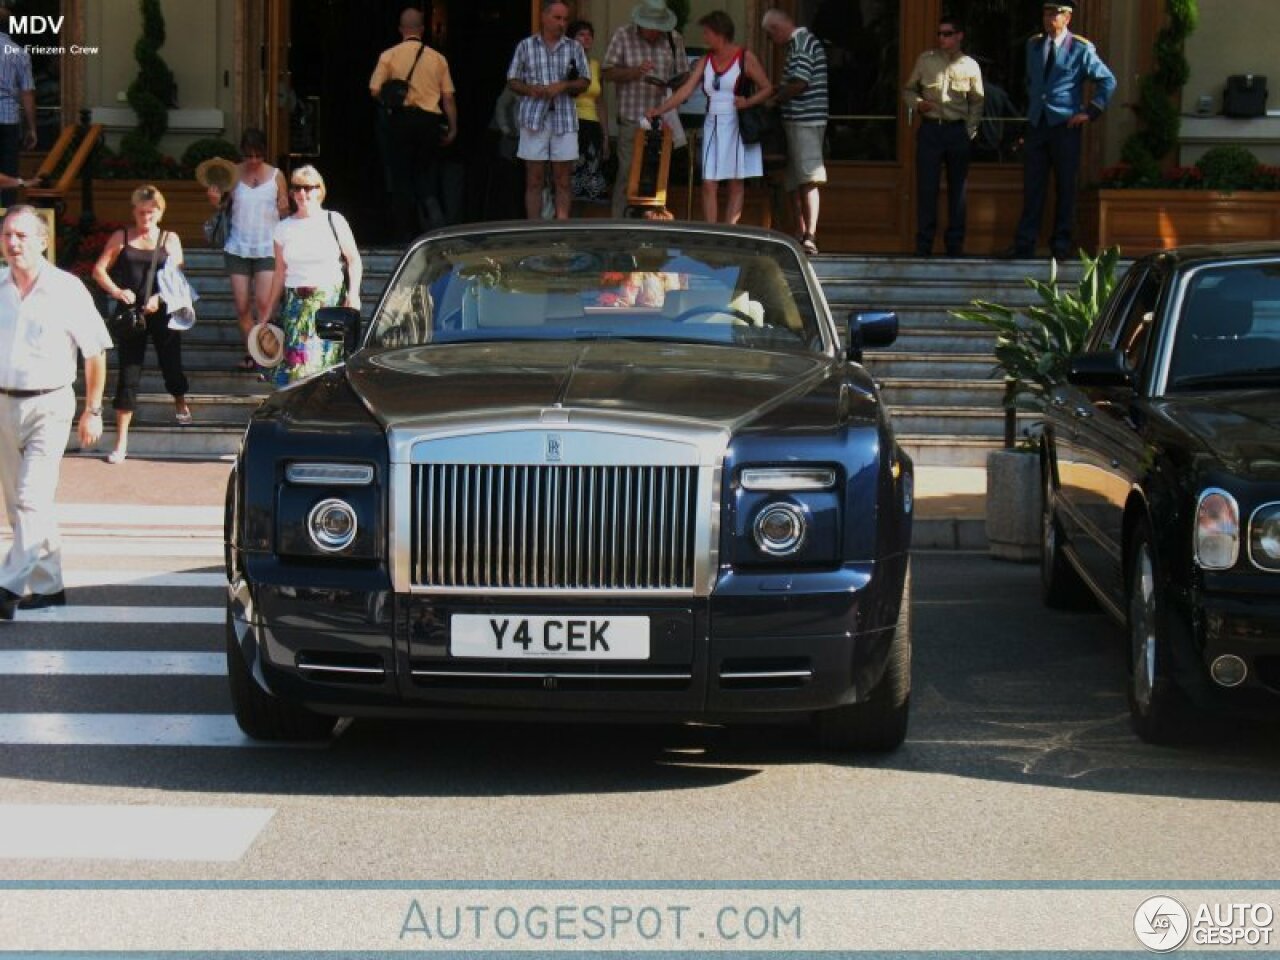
[631,0,676,32]
[248,323,285,368]
[167,306,196,331]
[195,156,239,193]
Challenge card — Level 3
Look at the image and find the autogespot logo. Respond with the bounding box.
[1134,896,1191,953]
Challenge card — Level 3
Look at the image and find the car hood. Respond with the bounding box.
[344,340,852,432]
[1156,390,1280,479]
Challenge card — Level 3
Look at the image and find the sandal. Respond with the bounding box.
[106,449,127,465]
[800,233,819,256]
[175,410,193,425]
[237,353,256,372]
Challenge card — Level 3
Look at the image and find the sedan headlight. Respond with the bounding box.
[753,502,808,556]
[741,467,837,492]
[308,498,359,553]
[1249,503,1280,572]
[1195,488,1240,570]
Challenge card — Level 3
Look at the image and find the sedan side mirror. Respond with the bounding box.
[1067,350,1136,390]
[847,311,899,362]
[316,306,362,355]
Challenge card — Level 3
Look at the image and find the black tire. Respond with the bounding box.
[815,568,911,752]
[1040,450,1093,609]
[226,608,338,741]
[1126,523,1187,744]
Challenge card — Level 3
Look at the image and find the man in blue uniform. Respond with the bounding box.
[1008,1,1115,259]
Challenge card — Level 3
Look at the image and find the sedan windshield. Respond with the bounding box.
[1168,262,1280,389]
[366,228,827,354]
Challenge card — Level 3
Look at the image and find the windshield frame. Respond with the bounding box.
[362,223,838,358]
[1154,256,1280,397]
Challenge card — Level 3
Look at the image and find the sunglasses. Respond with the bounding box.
[290,183,319,193]
[712,74,721,91]
[937,30,958,37]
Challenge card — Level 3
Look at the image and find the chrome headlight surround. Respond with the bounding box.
[753,502,808,557]
[1248,502,1280,572]
[307,498,359,553]
[1195,488,1240,571]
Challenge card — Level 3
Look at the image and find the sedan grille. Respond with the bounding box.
[411,464,698,590]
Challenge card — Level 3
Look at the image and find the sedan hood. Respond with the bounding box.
[344,340,845,431]
[1157,390,1280,479]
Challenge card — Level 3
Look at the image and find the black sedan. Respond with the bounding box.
[1041,242,1280,741]
[224,222,914,750]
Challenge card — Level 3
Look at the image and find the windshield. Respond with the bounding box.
[1168,262,1280,389]
[366,229,828,354]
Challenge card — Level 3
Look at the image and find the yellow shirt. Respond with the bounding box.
[902,49,985,138]
[370,39,456,114]
[575,59,602,124]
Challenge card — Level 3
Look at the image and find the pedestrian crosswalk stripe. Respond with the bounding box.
[0,538,222,558]
[0,804,274,861]
[0,713,327,748]
[10,606,223,624]
[62,570,225,589]
[0,651,225,676]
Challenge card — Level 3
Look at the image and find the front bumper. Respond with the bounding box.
[1171,579,1280,712]
[229,555,908,721]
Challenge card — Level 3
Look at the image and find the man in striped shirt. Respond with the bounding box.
[507,0,591,220]
[0,7,36,208]
[763,9,827,255]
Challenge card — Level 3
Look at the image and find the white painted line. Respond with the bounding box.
[0,651,225,676]
[12,606,222,625]
[61,504,222,527]
[0,713,325,748]
[62,570,226,589]
[0,538,221,558]
[47,527,222,540]
[0,804,274,861]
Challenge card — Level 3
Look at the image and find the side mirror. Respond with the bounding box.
[847,311,898,362]
[315,306,362,355]
[1067,350,1136,389]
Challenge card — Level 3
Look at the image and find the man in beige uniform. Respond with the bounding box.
[0,206,110,619]
[903,15,984,256]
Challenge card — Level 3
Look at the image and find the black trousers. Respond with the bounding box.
[915,120,970,255]
[112,311,189,412]
[1014,119,1082,257]
[388,107,444,242]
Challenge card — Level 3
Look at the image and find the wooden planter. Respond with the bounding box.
[63,179,210,248]
[1093,188,1280,256]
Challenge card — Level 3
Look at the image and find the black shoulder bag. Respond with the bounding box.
[379,40,427,115]
[327,212,350,301]
[107,230,165,343]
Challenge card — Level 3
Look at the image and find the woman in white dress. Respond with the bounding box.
[647,10,771,224]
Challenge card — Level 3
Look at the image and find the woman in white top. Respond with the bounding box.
[647,10,771,224]
[263,164,363,387]
[205,128,289,371]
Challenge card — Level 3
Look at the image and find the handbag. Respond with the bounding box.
[734,70,776,146]
[379,39,427,115]
[107,230,165,343]
[203,192,232,247]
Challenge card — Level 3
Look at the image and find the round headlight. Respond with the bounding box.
[308,498,358,553]
[1250,504,1280,571]
[753,502,807,557]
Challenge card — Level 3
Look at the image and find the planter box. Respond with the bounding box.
[64,179,210,248]
[985,448,1042,563]
[1094,188,1280,256]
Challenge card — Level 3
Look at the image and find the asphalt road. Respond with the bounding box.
[4,541,1280,882]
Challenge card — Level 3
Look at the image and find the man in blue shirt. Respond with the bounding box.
[1008,1,1115,259]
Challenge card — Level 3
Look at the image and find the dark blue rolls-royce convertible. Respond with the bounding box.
[224,222,914,750]
[1042,243,1280,742]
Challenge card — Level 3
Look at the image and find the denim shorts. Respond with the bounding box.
[224,252,275,277]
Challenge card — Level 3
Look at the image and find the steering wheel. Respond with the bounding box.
[671,304,757,325]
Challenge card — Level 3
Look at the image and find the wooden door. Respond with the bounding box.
[265,0,291,165]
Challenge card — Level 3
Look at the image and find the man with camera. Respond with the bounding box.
[370,7,458,241]
[0,206,111,619]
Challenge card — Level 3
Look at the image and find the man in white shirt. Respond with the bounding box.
[0,206,111,618]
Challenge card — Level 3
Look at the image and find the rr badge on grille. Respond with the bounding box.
[545,434,562,462]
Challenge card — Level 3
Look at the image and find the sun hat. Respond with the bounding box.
[167,306,196,331]
[631,0,676,32]
[195,156,240,193]
[248,323,285,368]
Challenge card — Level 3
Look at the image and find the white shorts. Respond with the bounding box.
[785,122,828,190]
[517,126,578,163]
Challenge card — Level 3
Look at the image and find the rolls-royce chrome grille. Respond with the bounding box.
[411,464,698,590]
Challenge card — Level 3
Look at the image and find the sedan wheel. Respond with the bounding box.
[1126,527,1185,744]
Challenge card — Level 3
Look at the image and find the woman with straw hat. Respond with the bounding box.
[201,129,289,372]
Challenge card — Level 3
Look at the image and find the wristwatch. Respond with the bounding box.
[86,406,102,417]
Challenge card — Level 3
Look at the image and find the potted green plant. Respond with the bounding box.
[951,247,1120,560]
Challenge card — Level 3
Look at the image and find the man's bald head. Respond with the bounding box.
[399,7,425,37]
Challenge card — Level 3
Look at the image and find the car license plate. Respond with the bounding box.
[450,614,650,660]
